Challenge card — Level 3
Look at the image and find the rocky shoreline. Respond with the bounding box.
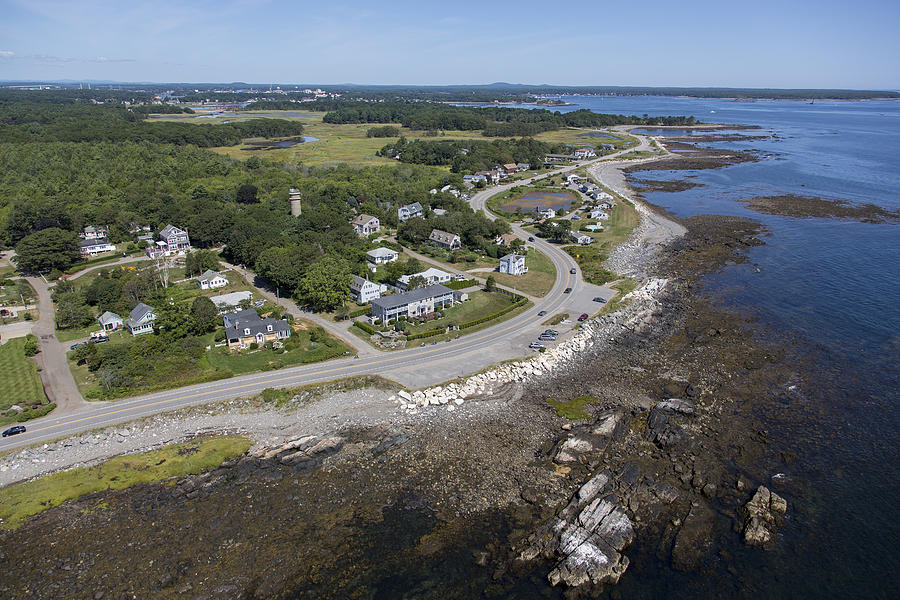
[0,205,805,598]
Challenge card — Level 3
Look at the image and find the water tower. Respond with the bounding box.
[289,188,301,216]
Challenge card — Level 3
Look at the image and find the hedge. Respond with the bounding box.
[444,279,475,290]
[348,305,372,318]
[353,320,377,335]
[407,328,444,341]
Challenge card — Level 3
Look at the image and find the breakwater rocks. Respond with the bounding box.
[395,279,670,414]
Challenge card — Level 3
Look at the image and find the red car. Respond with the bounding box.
[577,313,589,322]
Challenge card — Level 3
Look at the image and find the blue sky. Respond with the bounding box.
[1,0,898,89]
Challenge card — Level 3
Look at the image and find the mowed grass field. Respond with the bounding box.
[151,109,630,167]
[0,337,47,411]
[0,435,251,529]
[491,249,557,297]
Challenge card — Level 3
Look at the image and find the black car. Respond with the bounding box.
[70,342,87,350]
[570,268,577,274]
[528,236,535,242]
[593,296,607,303]
[537,310,547,316]
[2,425,26,437]
[564,287,572,293]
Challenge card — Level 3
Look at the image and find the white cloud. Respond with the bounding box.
[0,50,15,58]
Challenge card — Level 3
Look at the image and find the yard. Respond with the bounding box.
[564,200,640,285]
[0,337,50,425]
[404,290,515,335]
[491,249,556,297]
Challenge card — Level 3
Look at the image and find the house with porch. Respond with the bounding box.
[98,311,123,332]
[352,214,381,236]
[79,238,116,256]
[126,303,156,335]
[499,254,528,275]
[147,224,190,258]
[398,202,424,222]
[429,229,461,250]
[571,232,593,246]
[81,225,109,240]
[574,147,597,159]
[371,284,454,323]
[590,208,610,220]
[224,309,291,350]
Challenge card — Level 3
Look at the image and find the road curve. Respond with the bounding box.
[1,131,662,452]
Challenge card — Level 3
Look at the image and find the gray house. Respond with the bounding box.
[98,311,123,331]
[126,303,156,335]
[398,202,423,222]
[224,309,291,350]
[371,284,454,322]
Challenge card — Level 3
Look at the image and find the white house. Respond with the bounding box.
[371,284,454,322]
[197,269,228,290]
[398,267,453,290]
[351,214,380,236]
[97,311,123,332]
[81,225,109,240]
[499,254,528,275]
[566,174,581,184]
[126,302,156,335]
[516,162,530,172]
[590,209,610,221]
[350,275,387,303]
[79,238,116,256]
[571,232,593,246]
[574,147,596,159]
[398,202,424,222]
[366,247,399,266]
[428,229,461,250]
[539,208,556,219]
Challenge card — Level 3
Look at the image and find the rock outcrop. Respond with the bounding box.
[741,485,787,546]
[518,470,635,589]
[647,398,695,448]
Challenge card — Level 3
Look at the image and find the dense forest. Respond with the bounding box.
[311,101,697,133]
[0,98,303,146]
[378,137,566,172]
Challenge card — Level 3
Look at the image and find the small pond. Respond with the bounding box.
[242,136,319,150]
[498,191,576,213]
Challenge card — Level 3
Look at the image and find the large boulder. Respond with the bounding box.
[741,485,787,547]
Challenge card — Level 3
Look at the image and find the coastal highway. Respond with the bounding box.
[0,131,654,453]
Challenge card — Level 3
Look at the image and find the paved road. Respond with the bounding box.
[1,130,666,452]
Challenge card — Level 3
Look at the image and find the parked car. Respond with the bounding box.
[2,425,26,437]
[570,268,577,274]
[70,342,87,350]
[91,335,110,343]
[593,296,607,303]
[537,310,547,316]
[578,313,589,321]
[528,236,535,242]
[564,287,572,293]
[528,342,545,349]
[538,334,556,341]
[544,329,559,336]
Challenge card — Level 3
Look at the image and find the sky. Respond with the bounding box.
[1,0,898,89]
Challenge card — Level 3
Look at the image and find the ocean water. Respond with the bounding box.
[561,95,900,598]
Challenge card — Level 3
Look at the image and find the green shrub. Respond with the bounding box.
[214,329,226,342]
[23,334,39,357]
[249,342,259,350]
[348,305,371,318]
[353,320,377,335]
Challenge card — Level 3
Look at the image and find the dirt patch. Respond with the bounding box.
[630,178,705,193]
[741,194,900,224]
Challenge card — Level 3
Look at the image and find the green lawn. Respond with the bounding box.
[0,337,47,411]
[564,200,640,285]
[491,248,556,297]
[405,290,514,334]
[205,323,350,375]
[0,435,251,529]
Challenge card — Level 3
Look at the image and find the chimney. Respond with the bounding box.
[289,188,301,217]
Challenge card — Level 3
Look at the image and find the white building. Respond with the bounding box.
[79,238,116,256]
[126,303,156,335]
[499,254,528,275]
[371,284,454,322]
[197,269,229,290]
[398,202,424,222]
[366,247,399,265]
[571,232,593,246]
[97,311,123,331]
[398,267,453,290]
[539,208,556,219]
[574,147,597,159]
[351,214,380,236]
[590,209,610,221]
[210,291,253,313]
[350,275,387,303]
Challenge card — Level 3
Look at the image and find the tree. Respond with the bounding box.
[236,183,259,204]
[23,334,39,357]
[153,302,191,340]
[485,275,496,292]
[15,228,80,273]
[54,292,94,329]
[406,275,427,290]
[189,296,219,335]
[296,255,351,312]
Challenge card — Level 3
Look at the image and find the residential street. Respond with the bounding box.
[0,129,668,452]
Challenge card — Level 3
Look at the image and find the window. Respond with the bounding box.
[244,328,250,335]
[267,325,273,332]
